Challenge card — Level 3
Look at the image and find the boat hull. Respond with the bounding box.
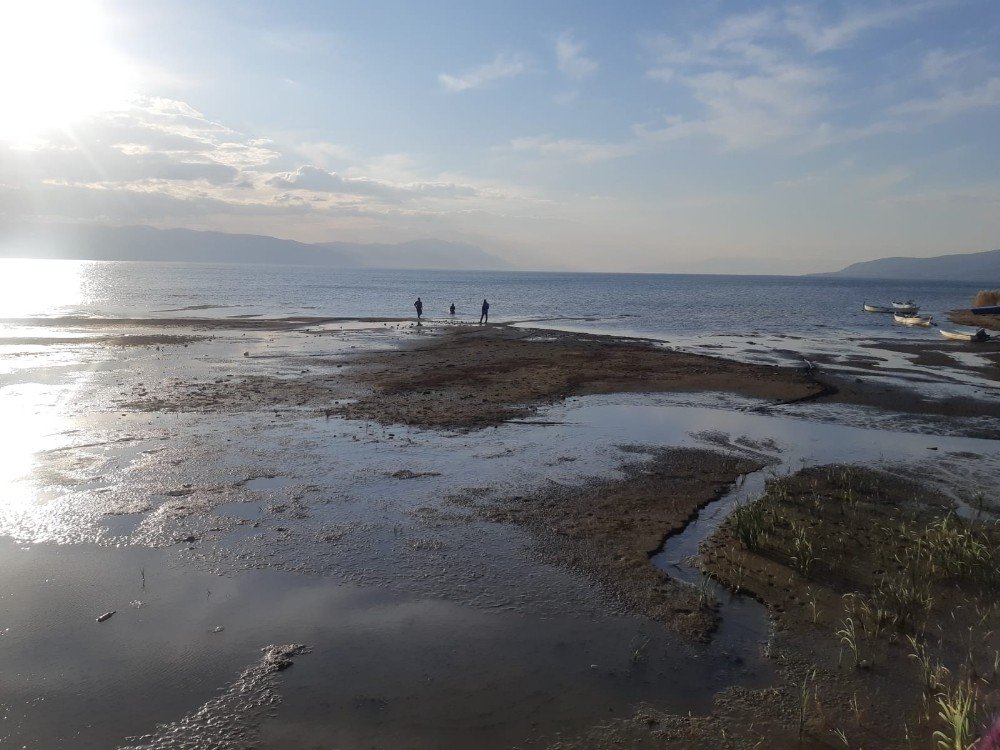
[970,305,1000,315]
[894,314,933,327]
[940,329,989,342]
[863,303,893,313]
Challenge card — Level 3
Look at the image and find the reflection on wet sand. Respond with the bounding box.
[1,313,999,748]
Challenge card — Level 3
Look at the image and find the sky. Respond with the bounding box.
[0,0,998,274]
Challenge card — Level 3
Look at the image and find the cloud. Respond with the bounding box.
[641,2,951,151]
[920,48,972,80]
[643,11,827,149]
[509,136,635,163]
[438,53,527,92]
[0,94,530,241]
[266,165,401,198]
[266,165,481,201]
[784,1,950,54]
[555,32,597,79]
[889,76,1000,119]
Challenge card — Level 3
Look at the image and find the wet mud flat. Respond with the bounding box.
[3,314,1000,748]
[476,447,767,640]
[335,324,824,428]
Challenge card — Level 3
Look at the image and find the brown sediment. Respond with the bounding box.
[337,325,824,428]
[120,373,350,412]
[478,448,765,641]
[949,309,1000,331]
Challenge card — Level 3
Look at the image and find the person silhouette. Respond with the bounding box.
[479,298,490,324]
[414,297,423,321]
[449,303,455,315]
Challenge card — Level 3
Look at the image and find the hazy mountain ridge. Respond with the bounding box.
[0,224,512,271]
[817,248,1000,282]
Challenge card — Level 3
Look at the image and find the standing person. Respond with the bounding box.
[449,303,455,315]
[479,298,490,324]
[414,297,423,322]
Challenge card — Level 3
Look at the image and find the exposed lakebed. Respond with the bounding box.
[1,314,998,748]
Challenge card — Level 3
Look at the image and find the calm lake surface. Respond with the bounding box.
[0,259,984,341]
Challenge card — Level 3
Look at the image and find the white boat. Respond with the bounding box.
[894,313,933,327]
[892,300,919,313]
[863,303,893,313]
[940,328,989,342]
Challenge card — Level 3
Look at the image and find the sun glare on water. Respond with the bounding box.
[0,258,85,317]
[0,0,133,143]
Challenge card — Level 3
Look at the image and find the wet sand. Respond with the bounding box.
[2,313,1000,748]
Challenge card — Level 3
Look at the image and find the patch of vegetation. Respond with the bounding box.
[701,464,1000,749]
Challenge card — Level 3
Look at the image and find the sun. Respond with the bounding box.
[0,0,133,143]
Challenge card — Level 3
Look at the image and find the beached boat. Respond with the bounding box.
[863,303,893,313]
[940,328,989,342]
[892,301,919,313]
[970,305,1000,315]
[894,313,933,327]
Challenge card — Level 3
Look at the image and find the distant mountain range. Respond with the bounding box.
[817,248,1000,282]
[0,224,512,271]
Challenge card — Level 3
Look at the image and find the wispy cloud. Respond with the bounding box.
[642,2,951,151]
[509,135,635,163]
[555,32,597,79]
[438,54,527,93]
[920,48,973,80]
[889,76,1000,119]
[267,165,480,201]
[784,1,951,54]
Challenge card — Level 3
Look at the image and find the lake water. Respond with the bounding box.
[0,259,984,342]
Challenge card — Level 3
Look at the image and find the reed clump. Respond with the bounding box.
[973,289,1000,307]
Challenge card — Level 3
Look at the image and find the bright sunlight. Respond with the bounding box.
[0,258,84,317]
[0,0,133,143]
